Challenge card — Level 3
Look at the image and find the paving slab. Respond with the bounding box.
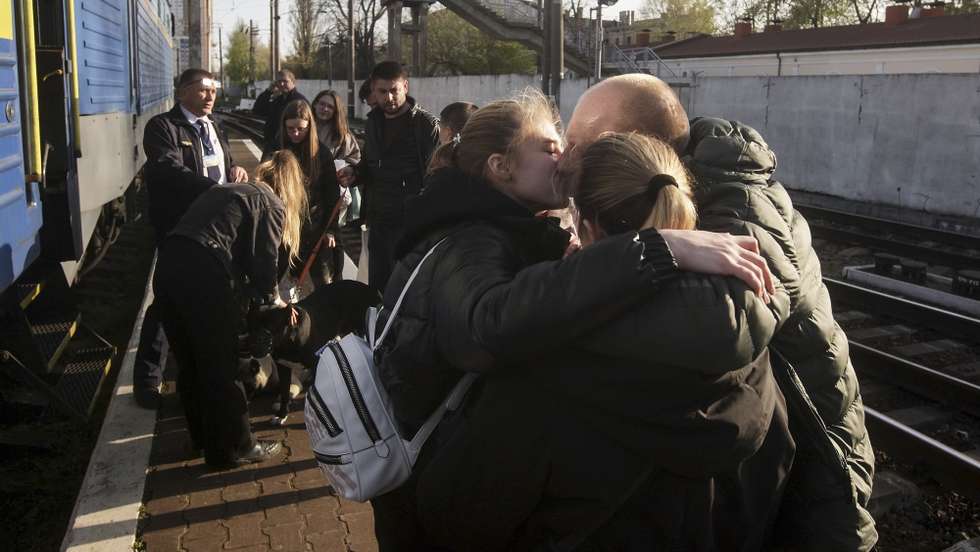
[137,382,378,551]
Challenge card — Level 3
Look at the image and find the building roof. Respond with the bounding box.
[653,13,980,59]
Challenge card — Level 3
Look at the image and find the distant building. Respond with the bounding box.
[612,7,980,78]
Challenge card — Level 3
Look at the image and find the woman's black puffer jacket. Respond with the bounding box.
[688,117,877,551]
[376,167,678,436]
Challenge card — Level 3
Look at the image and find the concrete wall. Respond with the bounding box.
[269,73,980,219]
[684,74,980,219]
[633,44,980,78]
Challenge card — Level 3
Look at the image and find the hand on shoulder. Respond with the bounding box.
[659,229,775,301]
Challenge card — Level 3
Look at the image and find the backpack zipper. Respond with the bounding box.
[308,385,343,437]
[314,450,350,465]
[329,342,382,443]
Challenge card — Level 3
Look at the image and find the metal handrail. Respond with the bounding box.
[607,45,679,78]
[478,0,539,26]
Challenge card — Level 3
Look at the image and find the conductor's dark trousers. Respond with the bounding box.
[154,237,254,465]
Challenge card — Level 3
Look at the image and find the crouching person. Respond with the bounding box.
[154,150,307,469]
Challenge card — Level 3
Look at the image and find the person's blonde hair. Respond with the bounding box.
[255,149,308,265]
[575,132,696,234]
[428,88,559,178]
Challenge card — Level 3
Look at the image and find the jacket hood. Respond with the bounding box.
[685,117,777,186]
[396,166,542,257]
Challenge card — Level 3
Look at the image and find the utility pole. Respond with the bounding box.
[249,20,256,92]
[549,0,563,108]
[542,0,551,96]
[347,0,355,120]
[273,0,280,74]
[269,1,275,79]
[327,38,333,87]
[594,0,617,83]
[218,26,224,99]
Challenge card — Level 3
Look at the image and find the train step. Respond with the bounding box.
[47,325,115,419]
[1,258,114,423]
[0,324,114,421]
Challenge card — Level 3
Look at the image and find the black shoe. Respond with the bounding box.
[236,440,282,465]
[134,387,161,409]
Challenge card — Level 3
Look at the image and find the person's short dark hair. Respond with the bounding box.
[177,68,214,89]
[440,102,479,135]
[370,61,408,82]
[358,79,373,103]
[277,69,296,82]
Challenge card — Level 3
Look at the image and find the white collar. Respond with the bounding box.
[180,104,211,126]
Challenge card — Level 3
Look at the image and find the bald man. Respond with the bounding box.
[562,74,877,552]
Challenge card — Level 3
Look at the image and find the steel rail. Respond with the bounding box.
[865,406,980,502]
[849,341,980,418]
[797,203,980,253]
[217,114,263,142]
[825,277,980,343]
[809,224,980,269]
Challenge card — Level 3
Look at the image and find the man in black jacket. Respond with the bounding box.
[134,68,248,409]
[253,69,307,157]
[359,61,439,295]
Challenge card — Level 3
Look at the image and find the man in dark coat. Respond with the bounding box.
[562,74,877,551]
[358,61,439,295]
[253,69,307,157]
[134,68,248,408]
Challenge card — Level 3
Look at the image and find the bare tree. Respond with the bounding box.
[320,0,388,78]
[290,0,325,71]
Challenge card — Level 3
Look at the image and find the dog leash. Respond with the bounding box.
[297,195,347,288]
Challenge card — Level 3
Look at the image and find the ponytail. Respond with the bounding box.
[575,132,696,234]
[427,141,458,175]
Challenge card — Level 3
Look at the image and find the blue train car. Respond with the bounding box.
[0,0,175,419]
[0,0,174,295]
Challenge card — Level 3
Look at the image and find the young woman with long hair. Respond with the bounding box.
[372,110,793,549]
[153,150,307,470]
[278,99,345,286]
[312,89,362,226]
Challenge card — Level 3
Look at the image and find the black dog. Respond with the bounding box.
[243,280,381,424]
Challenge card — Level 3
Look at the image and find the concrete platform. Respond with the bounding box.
[137,381,378,551]
[228,139,263,176]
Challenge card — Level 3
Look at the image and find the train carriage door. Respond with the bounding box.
[0,0,38,294]
[35,0,83,261]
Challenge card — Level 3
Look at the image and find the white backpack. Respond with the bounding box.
[304,238,477,502]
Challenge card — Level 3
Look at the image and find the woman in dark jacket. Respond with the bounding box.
[154,150,307,469]
[371,91,783,550]
[278,99,345,288]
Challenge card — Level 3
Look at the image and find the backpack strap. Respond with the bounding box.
[405,372,478,463]
[373,236,449,350]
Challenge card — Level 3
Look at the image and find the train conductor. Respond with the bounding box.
[133,68,248,408]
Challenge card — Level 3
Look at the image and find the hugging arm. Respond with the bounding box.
[432,229,678,372]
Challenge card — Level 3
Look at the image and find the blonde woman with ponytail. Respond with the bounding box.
[153,150,307,470]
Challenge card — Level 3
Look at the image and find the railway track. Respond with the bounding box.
[217,109,265,142]
[826,277,980,501]
[799,203,980,270]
